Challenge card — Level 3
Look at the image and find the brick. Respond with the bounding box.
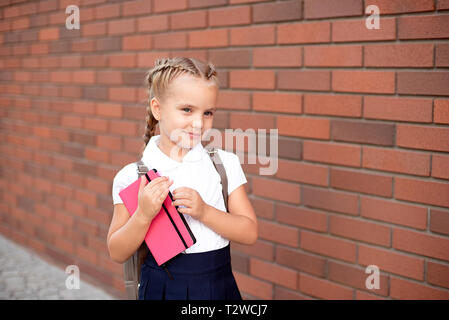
[276,246,326,277]
[252,176,300,205]
[332,18,396,42]
[122,0,152,16]
[277,21,331,44]
[154,32,187,49]
[253,0,302,23]
[276,202,327,232]
[398,14,449,39]
[108,18,135,35]
[171,10,207,30]
[330,215,391,246]
[434,99,449,124]
[362,146,430,176]
[331,119,395,146]
[432,154,449,180]
[154,0,187,12]
[331,168,392,197]
[364,96,433,123]
[216,90,250,110]
[137,15,169,33]
[250,197,274,220]
[278,138,302,161]
[189,28,227,48]
[397,72,449,96]
[234,271,273,299]
[430,208,449,236]
[304,0,363,19]
[302,186,359,215]
[438,0,449,10]
[305,94,362,118]
[253,92,302,114]
[278,70,331,91]
[108,87,137,103]
[358,245,424,281]
[229,70,275,89]
[230,25,275,46]
[427,261,449,289]
[276,159,328,186]
[303,140,361,167]
[229,113,275,130]
[436,43,449,67]
[122,34,152,51]
[39,27,59,41]
[390,277,449,299]
[250,258,297,289]
[397,124,449,152]
[366,0,435,14]
[301,230,357,263]
[258,219,299,247]
[278,116,330,139]
[208,6,250,27]
[365,43,434,67]
[81,21,107,37]
[393,227,449,261]
[95,3,121,20]
[305,45,362,67]
[327,261,389,296]
[299,273,354,300]
[333,70,395,94]
[253,47,302,67]
[232,240,274,262]
[210,49,251,68]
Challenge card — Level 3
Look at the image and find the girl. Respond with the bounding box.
[107,57,258,300]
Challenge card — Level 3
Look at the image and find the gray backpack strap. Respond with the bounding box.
[205,147,229,213]
[123,160,149,300]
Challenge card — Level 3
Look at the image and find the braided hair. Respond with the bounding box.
[139,57,219,156]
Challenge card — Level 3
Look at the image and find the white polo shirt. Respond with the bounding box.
[112,134,247,253]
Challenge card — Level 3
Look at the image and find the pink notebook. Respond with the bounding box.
[119,168,196,266]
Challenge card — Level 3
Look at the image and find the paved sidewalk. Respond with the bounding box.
[0,234,116,300]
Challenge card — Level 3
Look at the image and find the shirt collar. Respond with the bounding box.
[141,134,207,171]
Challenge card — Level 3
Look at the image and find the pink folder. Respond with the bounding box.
[119,168,196,266]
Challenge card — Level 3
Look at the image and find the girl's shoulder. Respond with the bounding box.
[113,162,139,186]
[213,148,243,171]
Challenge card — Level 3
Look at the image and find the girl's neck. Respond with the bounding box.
[157,134,192,163]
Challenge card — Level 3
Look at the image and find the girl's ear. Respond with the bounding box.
[150,97,161,121]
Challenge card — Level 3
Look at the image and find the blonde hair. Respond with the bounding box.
[140,57,219,155]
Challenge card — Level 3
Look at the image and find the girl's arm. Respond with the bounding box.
[107,205,153,263]
[199,185,258,245]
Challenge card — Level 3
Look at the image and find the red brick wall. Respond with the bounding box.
[0,0,448,300]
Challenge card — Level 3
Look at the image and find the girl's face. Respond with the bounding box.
[150,73,218,152]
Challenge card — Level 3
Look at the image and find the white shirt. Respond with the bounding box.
[112,134,247,253]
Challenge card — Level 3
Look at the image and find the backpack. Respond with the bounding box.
[123,145,229,300]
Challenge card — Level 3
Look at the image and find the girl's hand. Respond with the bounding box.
[137,175,173,222]
[172,187,208,221]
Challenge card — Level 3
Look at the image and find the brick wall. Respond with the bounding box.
[0,0,448,300]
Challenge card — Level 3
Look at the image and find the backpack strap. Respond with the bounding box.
[123,160,149,300]
[205,147,229,213]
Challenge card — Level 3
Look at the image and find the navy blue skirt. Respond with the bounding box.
[138,243,242,300]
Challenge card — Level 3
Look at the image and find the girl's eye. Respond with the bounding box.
[182,107,191,113]
[205,111,214,116]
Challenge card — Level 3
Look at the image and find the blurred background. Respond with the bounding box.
[0,0,448,300]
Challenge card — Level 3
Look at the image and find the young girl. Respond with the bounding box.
[107,57,258,300]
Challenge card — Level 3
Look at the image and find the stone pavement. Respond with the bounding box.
[0,234,116,300]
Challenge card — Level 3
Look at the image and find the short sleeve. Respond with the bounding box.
[225,153,247,195]
[112,163,137,205]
